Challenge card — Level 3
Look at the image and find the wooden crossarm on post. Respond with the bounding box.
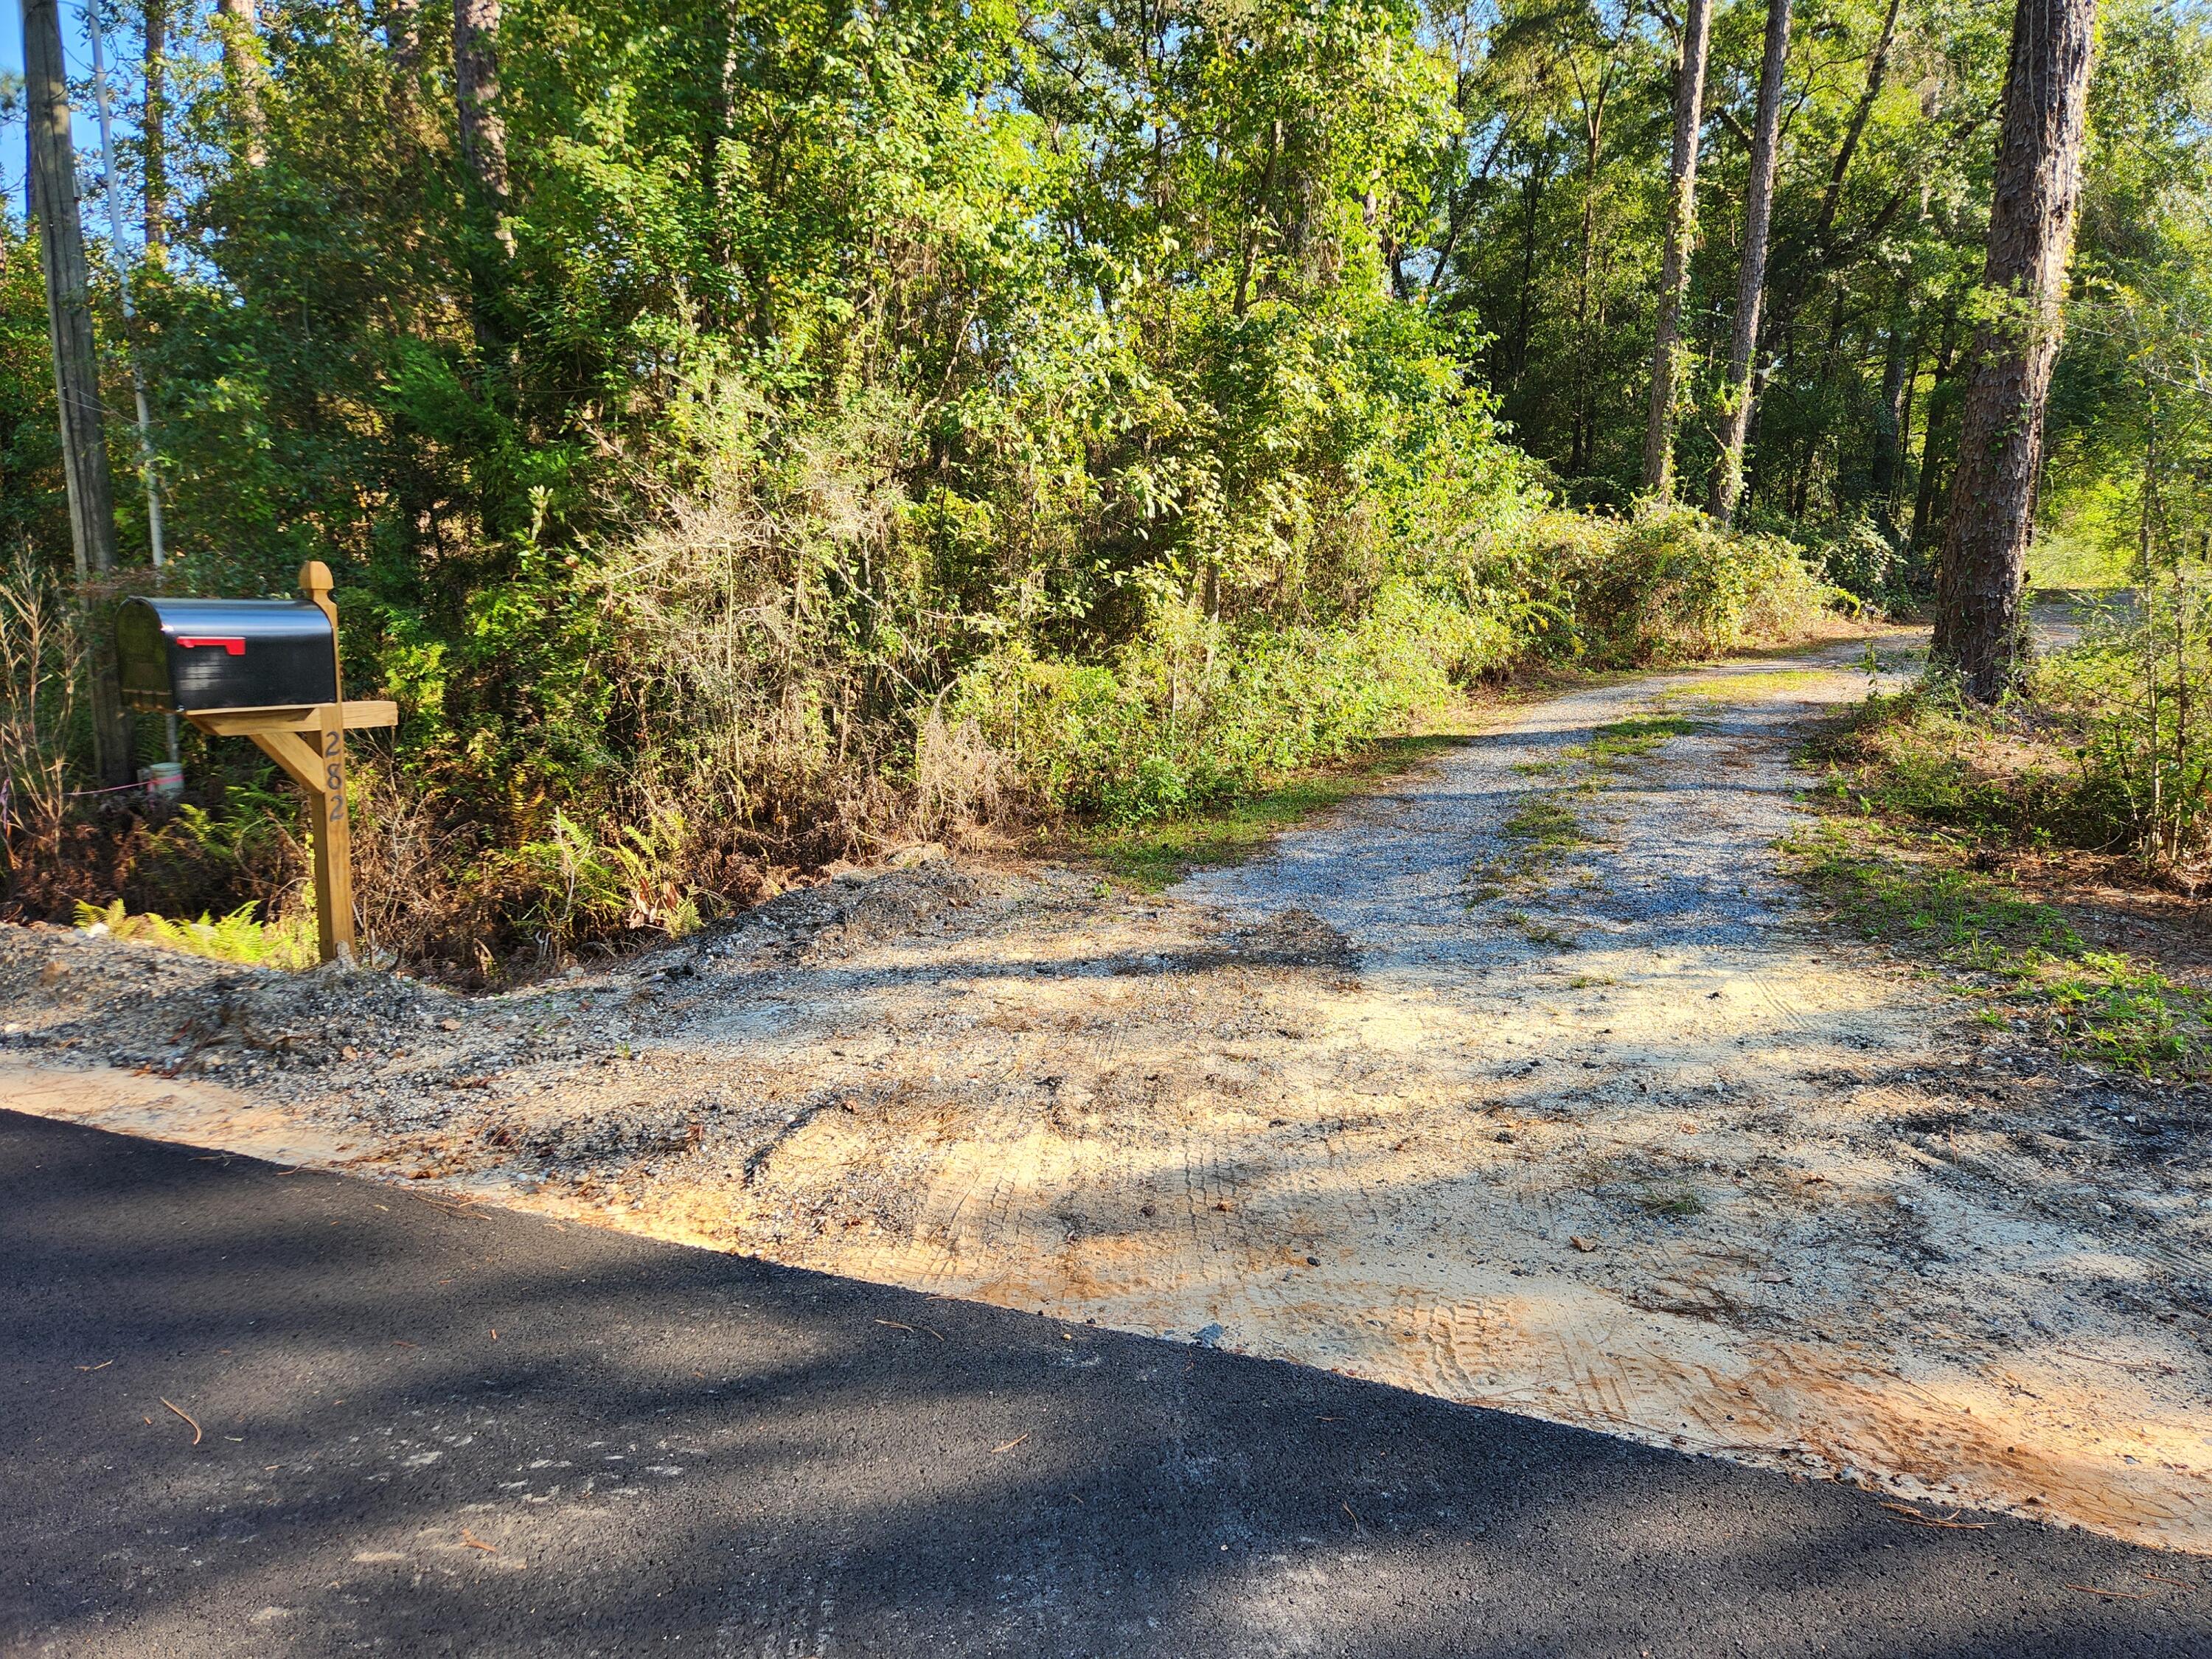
[185,700,398,737]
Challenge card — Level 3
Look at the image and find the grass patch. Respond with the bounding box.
[1500,794,1589,846]
[1568,712,1707,765]
[1781,817,2211,1079]
[1470,706,1703,905]
[1467,791,1593,902]
[1637,1187,1706,1219]
[1086,732,1470,890]
[1801,686,2098,848]
[1664,668,1838,704]
[1788,655,2211,1079]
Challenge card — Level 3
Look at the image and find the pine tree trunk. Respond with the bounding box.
[1507,157,1543,380]
[1889,322,1921,528]
[215,0,266,167]
[386,0,424,136]
[1868,297,1910,527]
[455,0,514,372]
[455,0,513,255]
[24,0,130,785]
[1707,0,1790,522]
[1641,0,1714,499]
[1933,0,2098,702]
[144,0,167,262]
[1910,300,1960,552]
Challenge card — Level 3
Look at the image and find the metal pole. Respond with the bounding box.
[86,0,179,764]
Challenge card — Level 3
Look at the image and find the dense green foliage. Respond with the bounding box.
[1433,0,2212,578]
[1,0,2206,968]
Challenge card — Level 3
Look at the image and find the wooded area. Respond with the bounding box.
[1,0,2206,973]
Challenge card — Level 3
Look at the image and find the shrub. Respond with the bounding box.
[949,578,1508,824]
[1503,504,1838,668]
[74,897,320,971]
[2037,577,2212,872]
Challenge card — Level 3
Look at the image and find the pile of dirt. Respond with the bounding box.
[0,924,440,1075]
[1223,907,1358,972]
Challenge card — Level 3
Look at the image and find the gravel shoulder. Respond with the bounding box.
[5,631,2210,1554]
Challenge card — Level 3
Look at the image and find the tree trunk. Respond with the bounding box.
[1641,0,1714,498]
[1910,299,1959,552]
[1569,108,1605,479]
[1707,0,1790,522]
[454,0,515,365]
[215,0,266,167]
[1933,0,2097,702]
[24,0,130,785]
[698,0,735,332]
[1812,0,1900,255]
[455,0,512,242]
[1757,0,1899,381]
[1506,155,1544,380]
[1890,321,1921,526]
[144,0,167,262]
[1868,298,1910,532]
[385,0,424,135]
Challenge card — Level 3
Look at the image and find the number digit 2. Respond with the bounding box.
[322,730,346,821]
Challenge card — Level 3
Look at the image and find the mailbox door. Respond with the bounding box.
[115,600,176,712]
[116,597,338,712]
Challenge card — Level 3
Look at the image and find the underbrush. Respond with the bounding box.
[959,508,1839,832]
[72,897,320,972]
[1809,591,2210,875]
[1790,596,2212,1078]
[1782,818,2210,1078]
[951,580,1511,827]
[10,491,1840,979]
[1515,506,1842,667]
[1089,733,1470,890]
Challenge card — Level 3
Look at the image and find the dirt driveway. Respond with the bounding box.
[7,634,2210,1552]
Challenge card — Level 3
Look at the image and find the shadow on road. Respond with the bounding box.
[3,1109,2206,1658]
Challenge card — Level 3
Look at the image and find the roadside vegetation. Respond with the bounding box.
[1788,590,2212,1079]
[0,0,2205,982]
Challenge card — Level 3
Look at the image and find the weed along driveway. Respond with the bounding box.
[7,633,2211,1565]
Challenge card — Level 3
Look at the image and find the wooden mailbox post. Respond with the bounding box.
[117,561,397,964]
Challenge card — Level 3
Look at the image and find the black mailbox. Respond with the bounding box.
[116,597,338,714]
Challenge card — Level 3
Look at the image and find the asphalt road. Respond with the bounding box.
[4,1107,2206,1658]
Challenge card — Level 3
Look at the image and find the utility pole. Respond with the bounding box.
[22,0,131,785]
[88,0,178,765]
